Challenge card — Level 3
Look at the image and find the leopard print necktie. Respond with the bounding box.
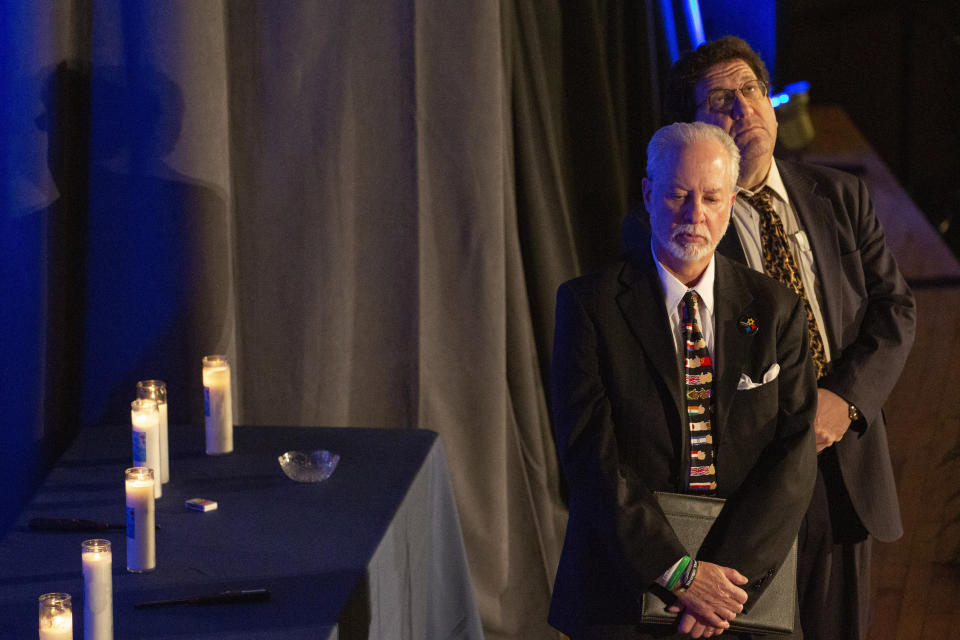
[747,187,827,378]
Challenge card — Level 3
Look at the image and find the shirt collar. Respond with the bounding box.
[737,159,789,206]
[652,246,717,316]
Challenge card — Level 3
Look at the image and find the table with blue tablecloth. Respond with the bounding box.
[0,423,483,639]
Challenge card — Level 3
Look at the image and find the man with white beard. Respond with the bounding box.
[549,121,817,639]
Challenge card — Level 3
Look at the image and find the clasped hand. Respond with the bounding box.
[666,561,748,638]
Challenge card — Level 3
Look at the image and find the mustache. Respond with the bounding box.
[670,224,709,243]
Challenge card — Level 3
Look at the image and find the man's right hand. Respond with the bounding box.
[667,561,749,636]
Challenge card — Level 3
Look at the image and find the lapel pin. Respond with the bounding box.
[738,315,759,335]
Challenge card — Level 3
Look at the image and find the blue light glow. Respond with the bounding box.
[772,80,810,109]
[783,80,811,95]
[660,0,680,62]
[771,93,790,108]
[684,0,706,47]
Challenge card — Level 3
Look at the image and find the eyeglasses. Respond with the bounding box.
[697,79,769,113]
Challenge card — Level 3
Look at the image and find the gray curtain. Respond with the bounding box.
[227,3,564,637]
[4,2,657,638]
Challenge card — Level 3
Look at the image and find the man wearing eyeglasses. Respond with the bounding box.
[652,36,917,640]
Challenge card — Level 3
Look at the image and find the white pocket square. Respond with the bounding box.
[737,363,780,390]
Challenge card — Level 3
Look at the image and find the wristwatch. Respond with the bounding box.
[848,403,860,422]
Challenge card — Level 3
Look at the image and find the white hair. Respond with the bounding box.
[645,121,740,190]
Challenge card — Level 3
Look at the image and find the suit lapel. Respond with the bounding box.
[614,251,759,441]
[615,249,684,421]
[777,159,842,349]
[713,257,755,440]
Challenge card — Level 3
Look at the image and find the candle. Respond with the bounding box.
[158,398,168,481]
[202,355,233,455]
[130,399,161,498]
[124,467,155,572]
[39,613,72,639]
[136,380,169,484]
[38,592,72,639]
[81,539,112,640]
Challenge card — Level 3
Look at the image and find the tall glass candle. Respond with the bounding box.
[124,467,155,573]
[81,539,112,640]
[38,592,72,639]
[130,399,161,498]
[136,380,169,484]
[202,355,233,455]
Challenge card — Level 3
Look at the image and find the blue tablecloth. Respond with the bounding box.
[0,424,483,639]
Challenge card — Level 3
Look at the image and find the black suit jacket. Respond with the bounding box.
[623,159,917,542]
[548,246,817,635]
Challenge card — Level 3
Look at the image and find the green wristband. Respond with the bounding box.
[665,555,691,590]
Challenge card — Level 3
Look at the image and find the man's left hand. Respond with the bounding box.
[815,388,850,452]
[667,561,747,635]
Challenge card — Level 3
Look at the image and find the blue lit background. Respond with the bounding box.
[0,3,48,537]
[662,0,777,80]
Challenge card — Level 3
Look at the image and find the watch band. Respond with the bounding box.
[848,403,860,422]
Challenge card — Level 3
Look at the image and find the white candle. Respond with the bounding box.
[38,593,73,640]
[158,399,169,483]
[136,380,170,484]
[202,356,233,455]
[38,613,72,639]
[81,539,112,640]
[130,400,161,498]
[124,468,155,572]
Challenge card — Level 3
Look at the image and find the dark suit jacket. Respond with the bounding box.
[548,246,817,635]
[719,159,916,542]
[623,159,917,543]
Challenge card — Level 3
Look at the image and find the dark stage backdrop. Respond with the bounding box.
[0,2,660,638]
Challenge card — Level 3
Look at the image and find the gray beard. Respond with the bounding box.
[659,219,730,262]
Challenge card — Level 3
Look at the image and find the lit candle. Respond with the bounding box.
[81,539,112,640]
[39,613,72,639]
[136,380,169,484]
[124,467,155,573]
[38,592,73,639]
[202,355,233,455]
[130,400,161,498]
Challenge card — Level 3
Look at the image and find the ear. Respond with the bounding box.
[642,177,652,206]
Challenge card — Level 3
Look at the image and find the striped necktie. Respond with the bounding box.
[682,291,716,493]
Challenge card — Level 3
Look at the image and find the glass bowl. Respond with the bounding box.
[277,450,340,483]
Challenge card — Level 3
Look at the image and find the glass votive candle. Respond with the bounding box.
[202,355,233,455]
[38,592,72,639]
[124,467,155,573]
[81,539,112,640]
[130,399,161,498]
[136,380,169,484]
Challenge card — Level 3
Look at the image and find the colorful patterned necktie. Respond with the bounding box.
[682,291,716,493]
[747,188,828,378]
